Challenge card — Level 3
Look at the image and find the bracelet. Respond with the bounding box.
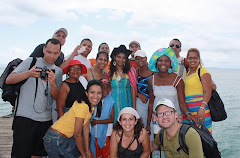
[199,106,205,111]
[202,101,207,105]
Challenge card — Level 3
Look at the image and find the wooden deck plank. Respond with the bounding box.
[0,116,13,158]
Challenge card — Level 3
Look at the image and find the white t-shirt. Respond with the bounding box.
[176,56,187,79]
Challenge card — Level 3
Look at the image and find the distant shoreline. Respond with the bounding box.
[0,65,239,71]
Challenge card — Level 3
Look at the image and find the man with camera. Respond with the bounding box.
[6,38,63,158]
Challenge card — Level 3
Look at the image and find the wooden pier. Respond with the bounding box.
[0,116,13,158]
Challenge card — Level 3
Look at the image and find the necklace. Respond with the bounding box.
[116,70,123,81]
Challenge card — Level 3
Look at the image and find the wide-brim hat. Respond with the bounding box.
[117,107,140,122]
[110,45,131,59]
[148,48,178,73]
[63,60,87,74]
[155,98,176,112]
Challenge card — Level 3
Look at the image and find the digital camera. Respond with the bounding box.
[36,66,55,79]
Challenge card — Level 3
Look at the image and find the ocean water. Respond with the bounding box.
[0,68,239,157]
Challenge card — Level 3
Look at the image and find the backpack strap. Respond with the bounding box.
[159,128,164,158]
[198,68,201,81]
[177,124,191,155]
[14,57,37,116]
[184,58,189,69]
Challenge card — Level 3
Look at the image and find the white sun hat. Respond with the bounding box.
[117,107,140,122]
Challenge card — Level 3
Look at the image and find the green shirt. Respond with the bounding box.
[154,125,204,158]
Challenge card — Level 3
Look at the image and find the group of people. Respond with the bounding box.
[6,27,216,158]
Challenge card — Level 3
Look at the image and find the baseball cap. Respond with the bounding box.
[129,40,140,47]
[134,50,147,59]
[155,98,176,112]
[117,107,140,122]
[54,28,68,37]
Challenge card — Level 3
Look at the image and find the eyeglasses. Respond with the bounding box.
[187,57,199,60]
[156,110,174,118]
[69,67,81,71]
[169,44,180,49]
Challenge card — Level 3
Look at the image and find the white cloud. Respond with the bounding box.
[0,0,239,69]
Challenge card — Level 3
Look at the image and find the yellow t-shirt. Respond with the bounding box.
[154,124,204,158]
[184,67,209,97]
[51,101,94,138]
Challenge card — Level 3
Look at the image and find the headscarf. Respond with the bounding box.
[148,48,178,73]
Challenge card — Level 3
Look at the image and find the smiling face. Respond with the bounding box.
[169,39,181,58]
[156,55,171,73]
[85,85,102,106]
[53,31,66,46]
[156,105,178,129]
[187,51,200,69]
[99,43,110,54]
[119,113,137,132]
[135,56,147,67]
[129,43,141,58]
[80,40,92,58]
[102,83,111,98]
[96,53,108,70]
[43,42,61,65]
[68,65,82,79]
[115,53,126,67]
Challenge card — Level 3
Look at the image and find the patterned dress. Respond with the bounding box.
[111,73,132,122]
[183,67,212,134]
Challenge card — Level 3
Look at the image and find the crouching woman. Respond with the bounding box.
[110,107,150,158]
[43,80,103,158]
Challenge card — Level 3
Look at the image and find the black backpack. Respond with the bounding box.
[0,58,37,107]
[159,124,221,158]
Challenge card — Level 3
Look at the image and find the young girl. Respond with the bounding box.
[43,80,102,158]
[90,78,115,158]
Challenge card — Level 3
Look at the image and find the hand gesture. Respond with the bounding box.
[197,108,205,125]
[73,45,81,57]
[91,119,97,127]
[47,69,56,87]
[28,66,41,78]
[138,93,148,104]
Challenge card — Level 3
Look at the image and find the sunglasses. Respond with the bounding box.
[169,44,180,49]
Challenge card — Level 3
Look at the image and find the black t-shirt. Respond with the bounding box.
[30,44,64,67]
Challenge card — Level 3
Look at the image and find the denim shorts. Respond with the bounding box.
[43,129,81,158]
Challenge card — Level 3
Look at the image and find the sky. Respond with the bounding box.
[0,0,240,69]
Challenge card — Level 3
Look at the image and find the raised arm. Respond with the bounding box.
[6,66,41,84]
[59,45,80,70]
